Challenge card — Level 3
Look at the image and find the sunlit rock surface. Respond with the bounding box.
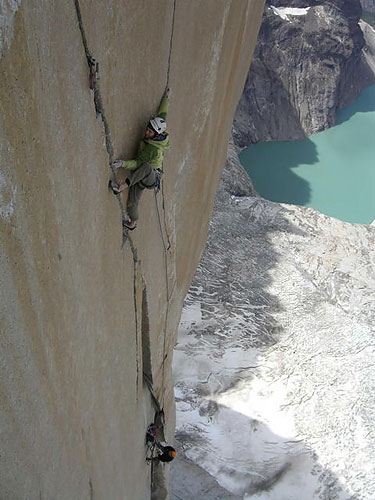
[0,1,265,498]
[172,151,375,499]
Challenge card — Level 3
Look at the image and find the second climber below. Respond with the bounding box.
[109,87,170,230]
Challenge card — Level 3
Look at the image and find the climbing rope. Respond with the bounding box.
[144,373,162,414]
[154,189,171,253]
[157,0,177,410]
[166,0,176,89]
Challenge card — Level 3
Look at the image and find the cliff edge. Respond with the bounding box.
[0,1,265,498]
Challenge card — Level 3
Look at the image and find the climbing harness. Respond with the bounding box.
[145,422,176,465]
[146,423,158,445]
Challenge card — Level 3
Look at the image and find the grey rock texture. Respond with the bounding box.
[233,0,375,146]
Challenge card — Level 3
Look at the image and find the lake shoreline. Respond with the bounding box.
[239,85,375,225]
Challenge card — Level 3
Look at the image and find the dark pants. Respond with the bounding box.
[126,163,156,221]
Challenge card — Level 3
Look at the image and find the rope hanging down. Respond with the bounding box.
[154,0,176,253]
[157,0,177,409]
[154,190,171,253]
[165,0,176,89]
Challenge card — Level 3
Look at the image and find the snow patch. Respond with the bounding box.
[0,0,22,57]
[173,197,375,498]
[271,6,310,22]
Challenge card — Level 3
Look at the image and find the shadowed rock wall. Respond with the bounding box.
[0,0,265,498]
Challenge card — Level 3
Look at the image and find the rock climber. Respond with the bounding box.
[147,442,177,463]
[109,87,170,230]
[146,439,177,462]
[146,422,177,463]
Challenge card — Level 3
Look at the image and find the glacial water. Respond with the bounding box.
[239,85,375,225]
[361,11,375,29]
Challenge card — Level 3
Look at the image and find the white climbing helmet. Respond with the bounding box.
[149,116,167,134]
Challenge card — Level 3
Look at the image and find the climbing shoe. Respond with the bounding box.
[108,180,121,195]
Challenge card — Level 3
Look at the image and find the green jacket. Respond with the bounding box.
[122,96,170,171]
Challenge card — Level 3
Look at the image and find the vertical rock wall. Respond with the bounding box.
[0,0,265,498]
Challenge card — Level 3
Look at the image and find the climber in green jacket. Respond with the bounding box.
[109,88,170,230]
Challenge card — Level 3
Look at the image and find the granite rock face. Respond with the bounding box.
[0,1,265,498]
[233,0,375,146]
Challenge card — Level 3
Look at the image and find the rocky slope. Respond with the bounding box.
[233,0,375,146]
[0,1,265,498]
[172,151,375,499]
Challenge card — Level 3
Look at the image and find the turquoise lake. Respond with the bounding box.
[239,85,375,225]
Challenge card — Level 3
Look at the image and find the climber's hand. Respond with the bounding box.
[111,159,123,169]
